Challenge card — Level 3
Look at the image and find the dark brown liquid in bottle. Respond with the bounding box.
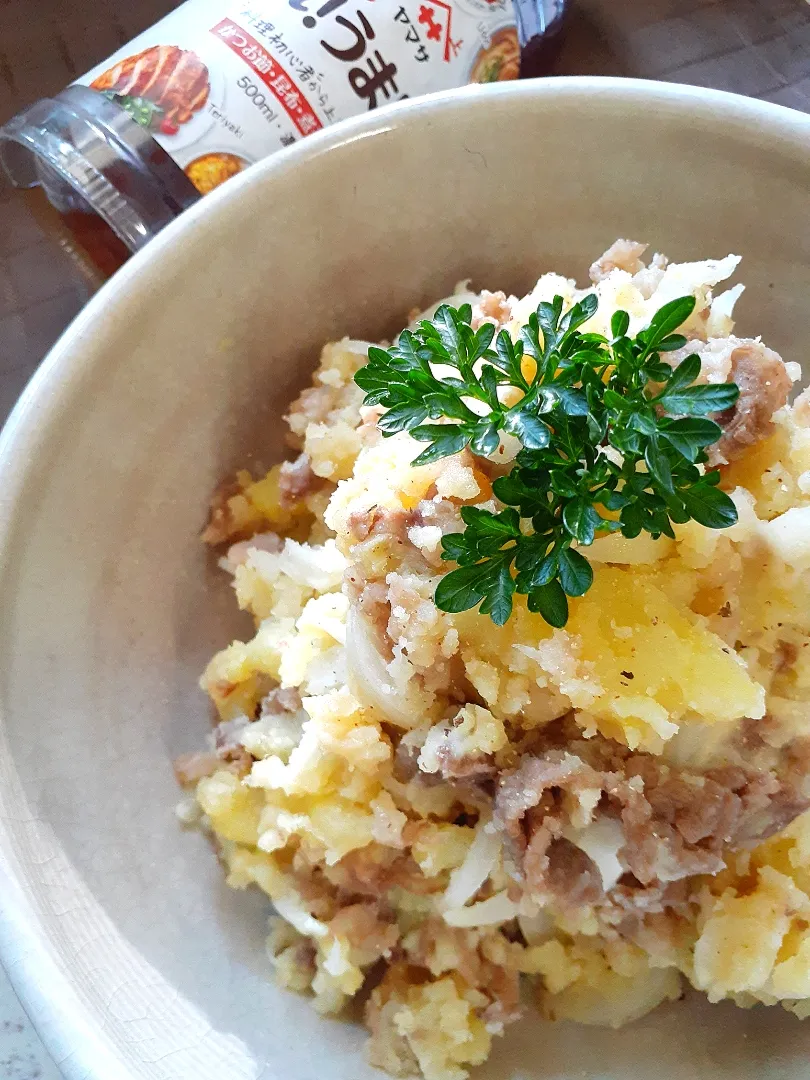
[519,14,566,79]
[24,186,130,287]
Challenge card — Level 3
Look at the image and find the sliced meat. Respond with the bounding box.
[329,902,399,962]
[433,744,497,781]
[713,340,792,463]
[200,475,247,545]
[262,686,303,716]
[589,239,648,283]
[544,837,604,908]
[91,45,209,125]
[618,783,727,885]
[493,751,601,842]
[173,751,222,786]
[278,453,318,506]
[491,726,810,912]
[471,290,512,330]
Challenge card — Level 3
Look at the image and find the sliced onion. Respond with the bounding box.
[224,531,282,570]
[272,893,328,939]
[410,284,478,326]
[443,891,520,928]
[443,823,502,911]
[345,607,426,729]
[276,538,346,591]
[562,817,626,893]
[341,338,378,356]
[712,280,747,321]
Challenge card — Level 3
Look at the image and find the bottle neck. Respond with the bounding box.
[512,0,566,46]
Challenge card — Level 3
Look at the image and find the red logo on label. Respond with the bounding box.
[211,20,323,136]
[417,2,462,62]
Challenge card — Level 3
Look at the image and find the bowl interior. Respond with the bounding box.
[2,79,810,1080]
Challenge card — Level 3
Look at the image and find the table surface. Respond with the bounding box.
[1,0,809,1075]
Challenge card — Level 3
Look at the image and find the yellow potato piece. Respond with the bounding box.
[566,568,765,748]
[196,770,263,845]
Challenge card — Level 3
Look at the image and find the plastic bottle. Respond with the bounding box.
[0,0,566,271]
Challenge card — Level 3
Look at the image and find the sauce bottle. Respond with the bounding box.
[0,0,566,278]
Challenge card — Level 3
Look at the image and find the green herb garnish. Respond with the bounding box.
[103,92,164,130]
[355,293,739,627]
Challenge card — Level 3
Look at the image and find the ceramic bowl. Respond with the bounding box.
[2,78,810,1080]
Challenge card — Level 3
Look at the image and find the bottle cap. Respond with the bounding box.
[0,85,199,251]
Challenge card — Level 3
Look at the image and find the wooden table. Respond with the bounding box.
[0,0,808,1075]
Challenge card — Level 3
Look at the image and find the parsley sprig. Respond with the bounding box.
[355,293,739,627]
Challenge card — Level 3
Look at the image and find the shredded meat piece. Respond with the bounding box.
[209,715,253,773]
[346,508,380,544]
[712,341,792,463]
[173,748,250,785]
[604,879,693,942]
[200,476,248,545]
[621,745,810,882]
[407,919,486,985]
[409,497,462,534]
[545,837,603,907]
[434,745,497,781]
[618,782,727,884]
[288,850,341,919]
[471,290,512,330]
[775,640,799,674]
[609,878,691,920]
[393,739,420,782]
[520,807,604,908]
[261,686,303,715]
[493,751,601,842]
[481,964,523,1030]
[285,384,340,448]
[173,751,222,786]
[225,531,282,567]
[589,239,648,283]
[346,504,411,546]
[278,453,318,505]
[327,846,444,899]
[329,902,399,960]
[492,721,810,911]
[355,579,392,638]
[723,740,810,844]
[493,751,604,907]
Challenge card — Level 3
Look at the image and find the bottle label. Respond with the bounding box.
[75,0,519,195]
